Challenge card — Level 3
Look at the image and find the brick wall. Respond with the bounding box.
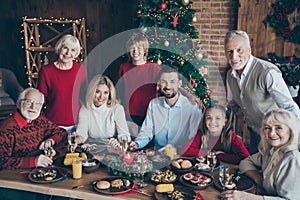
[192,0,239,105]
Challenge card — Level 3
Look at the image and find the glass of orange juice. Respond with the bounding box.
[72,159,82,179]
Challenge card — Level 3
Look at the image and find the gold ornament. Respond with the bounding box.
[192,16,197,22]
[157,59,162,65]
[182,0,189,6]
[164,40,170,47]
[179,58,185,66]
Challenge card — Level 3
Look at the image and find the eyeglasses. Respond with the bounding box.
[21,99,43,107]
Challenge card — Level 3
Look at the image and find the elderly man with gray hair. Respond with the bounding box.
[225,30,300,154]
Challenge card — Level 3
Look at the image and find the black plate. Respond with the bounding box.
[28,166,67,183]
[92,176,134,195]
[179,172,214,190]
[155,185,196,200]
[214,174,254,191]
[170,157,194,173]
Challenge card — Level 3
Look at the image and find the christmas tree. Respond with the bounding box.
[137,0,214,106]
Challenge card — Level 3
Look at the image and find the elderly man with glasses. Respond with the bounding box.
[0,87,67,170]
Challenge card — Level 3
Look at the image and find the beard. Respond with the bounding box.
[161,88,177,99]
[21,107,40,121]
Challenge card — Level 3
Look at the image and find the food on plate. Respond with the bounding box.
[225,180,236,189]
[171,161,181,169]
[195,162,210,170]
[151,169,177,183]
[183,173,193,180]
[196,156,205,163]
[123,179,131,187]
[194,172,202,178]
[190,176,200,184]
[202,175,212,183]
[32,168,57,181]
[168,190,185,200]
[50,148,56,158]
[111,179,124,188]
[181,160,192,169]
[96,181,111,189]
[172,159,192,169]
[198,180,206,187]
[82,160,97,167]
[156,183,174,193]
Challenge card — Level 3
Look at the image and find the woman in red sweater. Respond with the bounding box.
[181,104,249,164]
[38,34,87,131]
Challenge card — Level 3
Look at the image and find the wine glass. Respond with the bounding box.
[120,135,128,153]
[219,166,230,191]
[68,132,77,152]
[207,151,217,170]
[137,154,148,188]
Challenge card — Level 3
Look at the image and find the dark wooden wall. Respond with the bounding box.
[0,0,139,87]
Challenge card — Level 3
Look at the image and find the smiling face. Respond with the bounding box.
[58,44,78,64]
[93,84,110,107]
[224,35,251,73]
[128,44,146,65]
[263,122,290,148]
[20,90,43,121]
[158,72,182,99]
[205,108,227,136]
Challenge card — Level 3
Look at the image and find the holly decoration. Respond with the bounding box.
[137,0,215,107]
[265,0,300,43]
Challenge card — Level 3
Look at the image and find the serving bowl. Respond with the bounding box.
[82,159,100,173]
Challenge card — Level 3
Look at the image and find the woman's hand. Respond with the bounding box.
[221,190,248,200]
[128,141,138,151]
[108,138,120,149]
[39,139,55,150]
[35,154,53,167]
[68,135,83,153]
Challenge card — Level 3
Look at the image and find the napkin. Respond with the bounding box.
[195,192,205,200]
[112,184,139,196]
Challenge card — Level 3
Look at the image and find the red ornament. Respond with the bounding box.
[173,16,178,28]
[160,2,167,10]
[204,94,209,98]
[207,89,212,94]
[137,12,142,18]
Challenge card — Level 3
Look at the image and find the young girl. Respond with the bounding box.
[181,104,249,164]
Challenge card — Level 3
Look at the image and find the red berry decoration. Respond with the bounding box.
[228,180,233,185]
[160,2,167,10]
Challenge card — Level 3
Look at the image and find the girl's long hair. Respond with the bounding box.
[200,104,234,152]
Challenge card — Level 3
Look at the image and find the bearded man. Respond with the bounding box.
[129,66,202,150]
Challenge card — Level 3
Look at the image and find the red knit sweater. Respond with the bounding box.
[181,130,250,164]
[117,61,161,117]
[0,111,67,169]
[37,61,87,126]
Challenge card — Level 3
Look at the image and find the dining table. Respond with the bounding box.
[0,146,254,200]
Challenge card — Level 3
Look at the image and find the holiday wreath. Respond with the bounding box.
[265,0,300,44]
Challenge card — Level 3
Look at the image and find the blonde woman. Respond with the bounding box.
[222,109,300,200]
[73,74,131,149]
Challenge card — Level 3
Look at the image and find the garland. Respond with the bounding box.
[265,0,300,44]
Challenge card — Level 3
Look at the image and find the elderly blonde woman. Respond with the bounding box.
[221,109,300,200]
[38,34,87,132]
[71,74,131,151]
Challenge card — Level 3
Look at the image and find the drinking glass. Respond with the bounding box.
[68,132,76,146]
[219,166,230,191]
[137,154,148,188]
[207,151,217,170]
[120,135,128,153]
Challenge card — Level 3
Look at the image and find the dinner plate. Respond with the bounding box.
[155,185,196,200]
[194,158,220,172]
[91,176,134,195]
[214,174,254,191]
[149,169,178,184]
[179,172,214,190]
[27,166,67,183]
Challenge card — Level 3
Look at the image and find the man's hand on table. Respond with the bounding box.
[35,154,53,167]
